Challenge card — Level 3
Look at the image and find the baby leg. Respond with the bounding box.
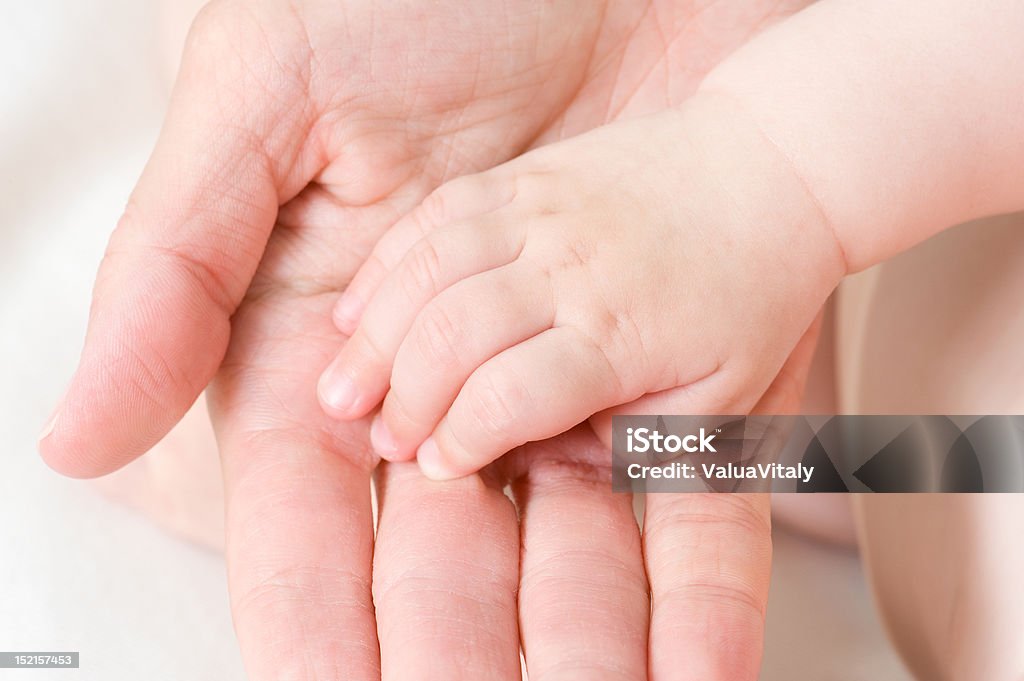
[841,213,1024,681]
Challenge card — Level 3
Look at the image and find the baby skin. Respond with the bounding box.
[319,99,842,479]
[319,0,1024,480]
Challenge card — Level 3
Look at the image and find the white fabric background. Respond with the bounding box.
[0,2,911,679]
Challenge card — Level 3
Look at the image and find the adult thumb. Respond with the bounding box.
[40,7,306,477]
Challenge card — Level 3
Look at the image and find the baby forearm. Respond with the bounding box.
[698,0,1024,273]
[855,495,1024,681]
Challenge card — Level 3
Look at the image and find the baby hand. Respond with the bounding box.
[318,96,846,479]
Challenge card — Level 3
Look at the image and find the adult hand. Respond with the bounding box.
[40,0,812,678]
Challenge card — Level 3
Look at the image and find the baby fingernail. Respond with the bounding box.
[333,293,364,332]
[417,438,455,481]
[370,415,401,459]
[318,370,359,416]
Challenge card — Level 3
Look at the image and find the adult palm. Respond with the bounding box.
[42,1,812,679]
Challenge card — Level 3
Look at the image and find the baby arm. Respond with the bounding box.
[318,0,1024,480]
[319,102,843,479]
[699,0,1024,270]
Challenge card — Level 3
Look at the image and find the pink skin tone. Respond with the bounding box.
[320,100,843,479]
[320,0,1024,481]
[37,1,820,679]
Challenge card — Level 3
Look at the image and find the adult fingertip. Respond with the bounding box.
[35,383,96,478]
[37,417,113,480]
[38,443,101,479]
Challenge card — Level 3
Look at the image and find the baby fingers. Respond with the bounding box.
[373,262,555,460]
[416,325,635,480]
[318,217,525,420]
[333,173,516,334]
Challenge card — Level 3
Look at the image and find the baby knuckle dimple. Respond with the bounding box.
[465,371,523,440]
[414,305,463,368]
[511,170,547,201]
[555,235,594,270]
[598,308,643,361]
[526,226,598,281]
[513,170,563,214]
[571,313,645,398]
[418,172,493,227]
[399,240,443,295]
[418,183,456,229]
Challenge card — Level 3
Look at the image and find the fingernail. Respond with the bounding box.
[333,293,364,333]
[318,370,359,416]
[37,411,59,445]
[37,388,68,445]
[370,414,401,459]
[417,438,455,481]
